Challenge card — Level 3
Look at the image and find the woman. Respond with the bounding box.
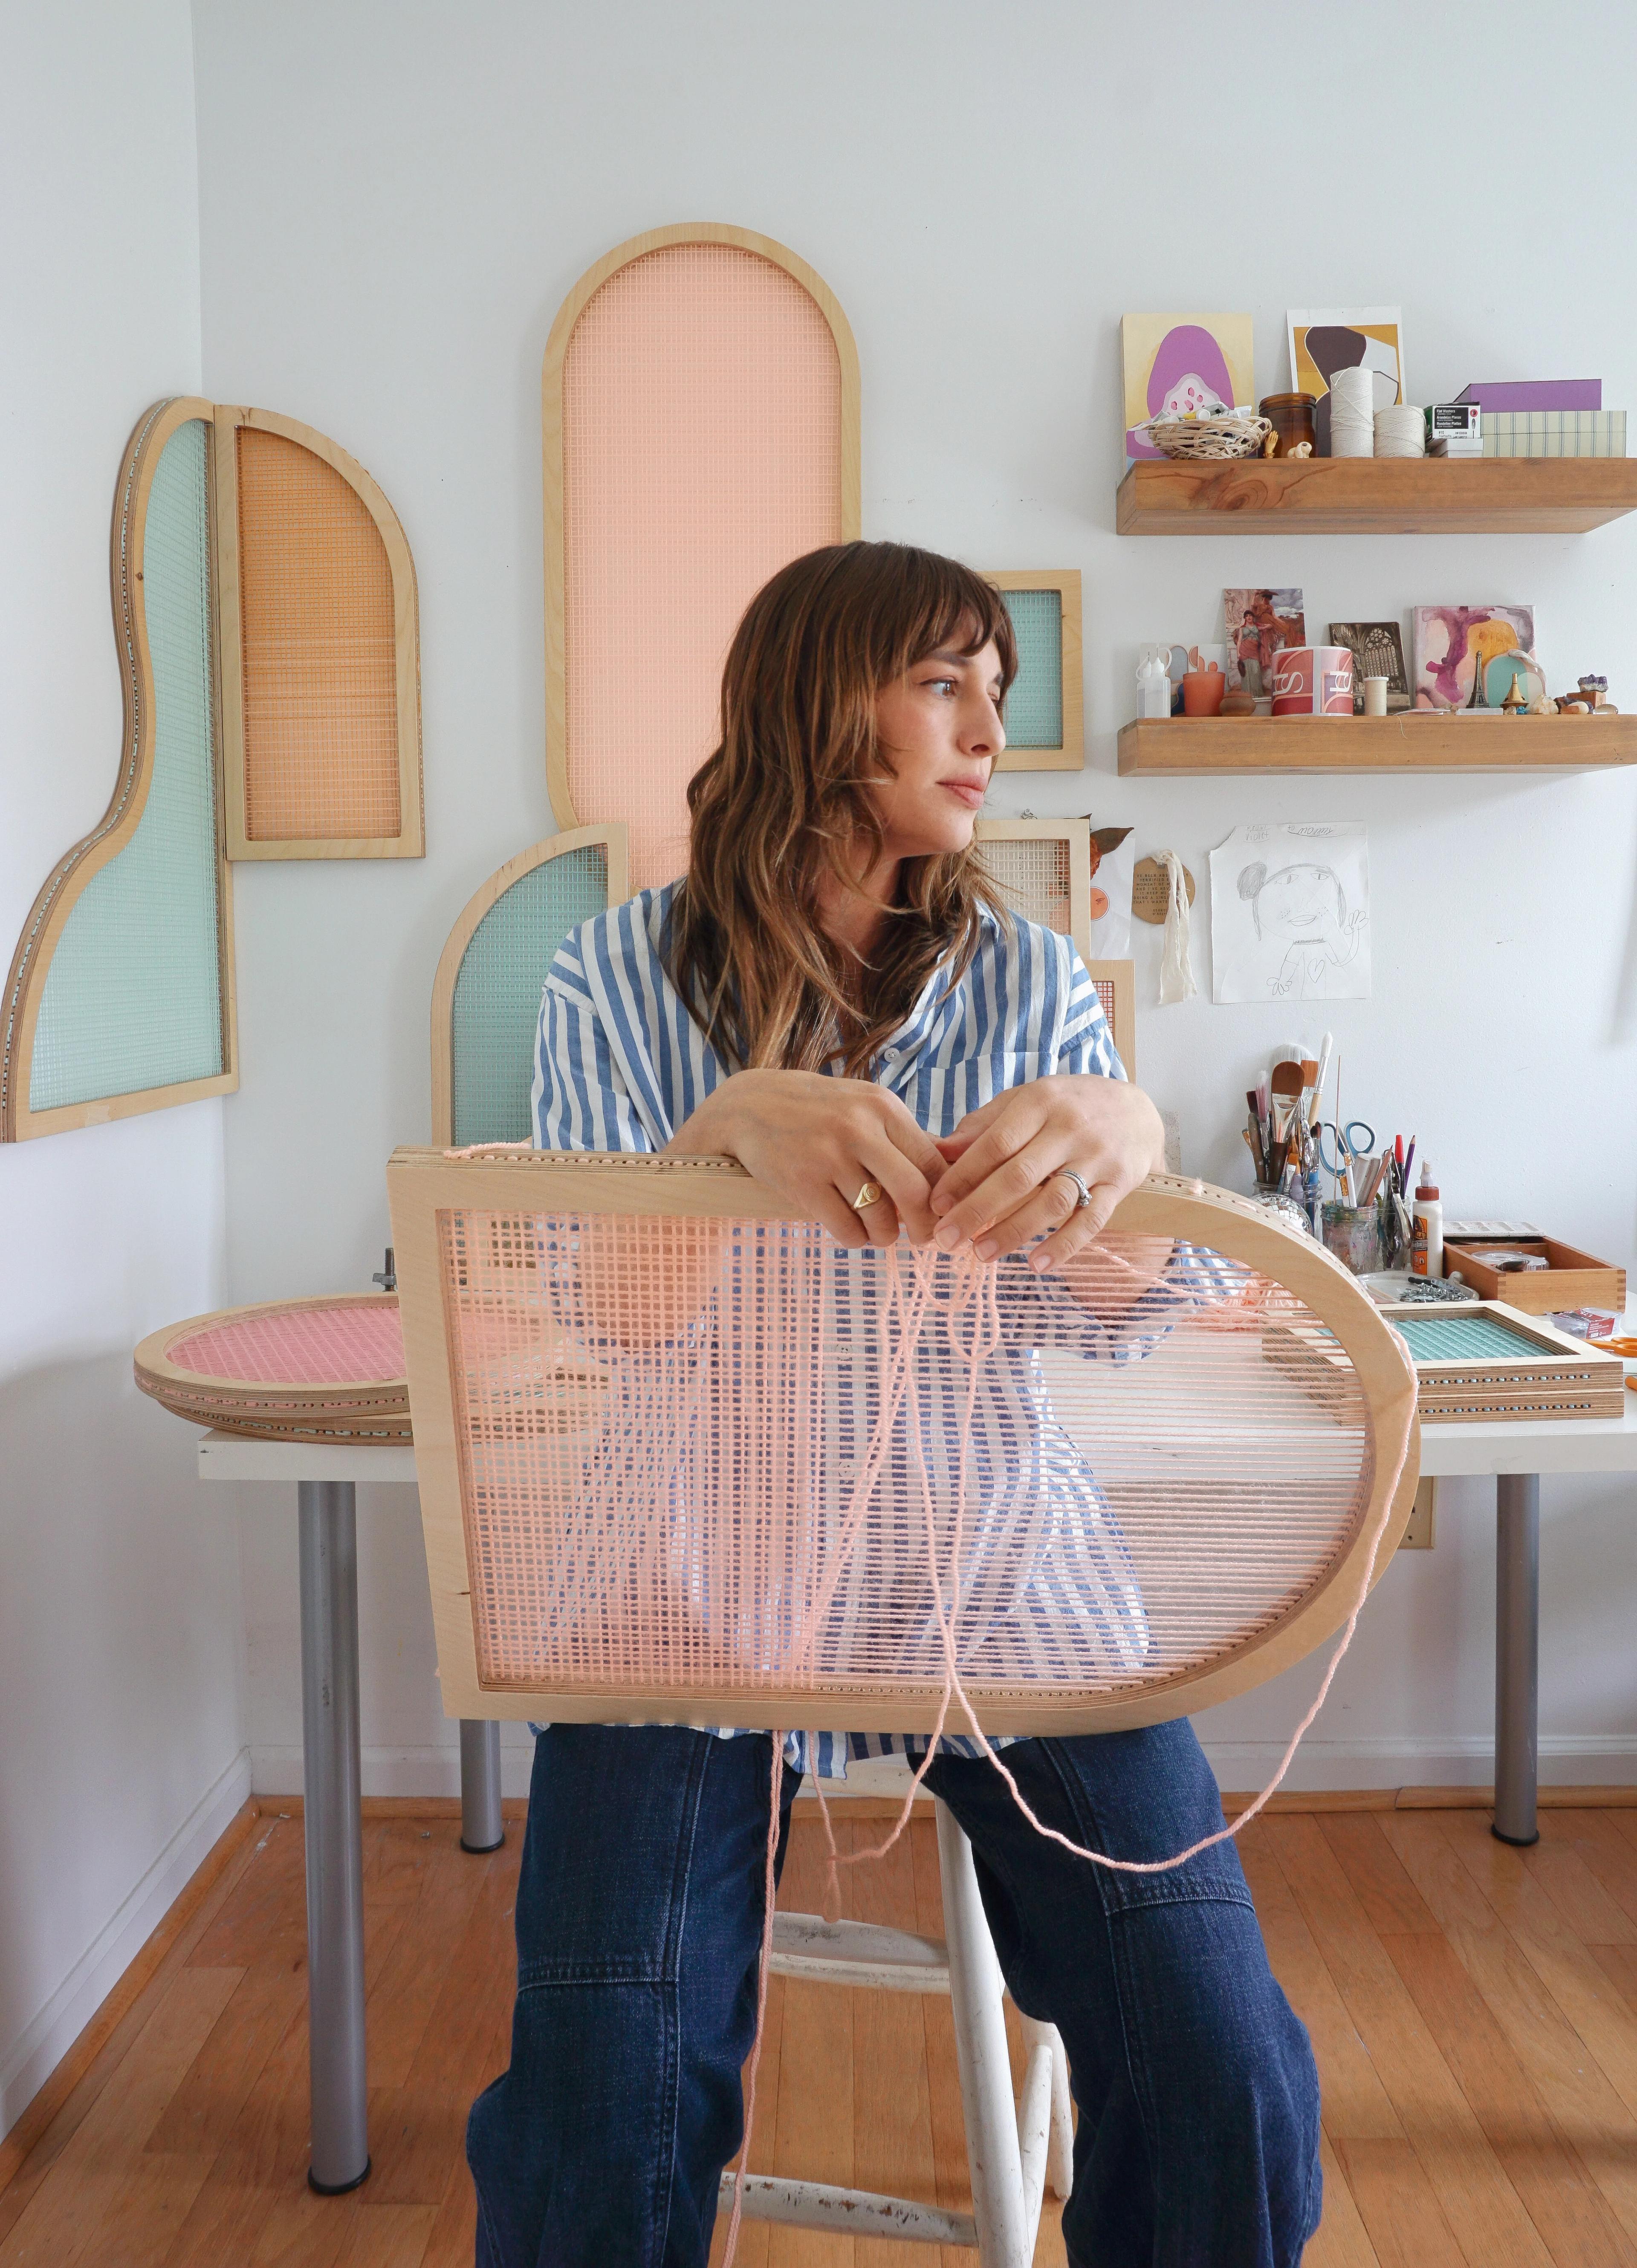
[469,542,1320,2268]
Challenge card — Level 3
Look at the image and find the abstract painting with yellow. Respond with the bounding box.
[1287,307,1404,454]
[1411,605,1543,710]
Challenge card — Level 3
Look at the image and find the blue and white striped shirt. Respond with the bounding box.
[532,883,1130,1778]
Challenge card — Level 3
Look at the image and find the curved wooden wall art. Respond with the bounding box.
[986,570,1084,773]
[386,1151,1420,1731]
[974,819,1136,1075]
[213,406,423,859]
[543,223,861,891]
[3,398,237,1141]
[431,823,630,1147]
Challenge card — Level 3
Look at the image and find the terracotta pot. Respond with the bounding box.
[1181,669,1226,718]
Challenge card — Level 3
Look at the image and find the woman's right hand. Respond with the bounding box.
[665,1069,946,1246]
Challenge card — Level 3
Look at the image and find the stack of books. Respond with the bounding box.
[1458,380,1626,458]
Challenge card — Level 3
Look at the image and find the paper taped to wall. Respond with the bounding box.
[1209,823,1371,1004]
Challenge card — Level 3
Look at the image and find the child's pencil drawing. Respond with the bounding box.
[1209,823,1371,1003]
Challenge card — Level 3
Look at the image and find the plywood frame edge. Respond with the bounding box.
[387,1154,1419,1728]
[216,405,425,861]
[429,821,631,1146]
[541,221,862,833]
[985,569,1084,771]
[133,1290,402,1398]
[3,397,239,1142]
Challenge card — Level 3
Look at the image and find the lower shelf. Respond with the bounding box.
[1117,714,1637,774]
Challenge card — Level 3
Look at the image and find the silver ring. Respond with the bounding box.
[1053,1167,1092,1210]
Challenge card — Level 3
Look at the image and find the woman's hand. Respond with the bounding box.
[928,1075,1166,1271]
[665,1069,947,1246]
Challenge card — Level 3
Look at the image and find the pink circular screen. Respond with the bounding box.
[167,1302,405,1385]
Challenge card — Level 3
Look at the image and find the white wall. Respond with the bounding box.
[0,3,248,2139]
[190,0,1637,1794]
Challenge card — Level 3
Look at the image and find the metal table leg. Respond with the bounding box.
[459,1719,504,1852]
[298,1481,370,2192]
[1494,1473,1540,1848]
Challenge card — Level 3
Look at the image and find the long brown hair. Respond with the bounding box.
[664,541,1018,1077]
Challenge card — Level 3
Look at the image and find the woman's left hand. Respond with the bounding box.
[928,1075,1166,1271]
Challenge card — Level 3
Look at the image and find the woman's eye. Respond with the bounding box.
[924,677,957,696]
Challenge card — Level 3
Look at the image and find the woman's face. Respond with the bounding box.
[869,636,1006,863]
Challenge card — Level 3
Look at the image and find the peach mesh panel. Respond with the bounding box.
[237,426,401,841]
[436,1210,1372,1713]
[982,836,1073,938]
[1093,976,1116,1026]
[562,245,843,888]
[168,1301,404,1384]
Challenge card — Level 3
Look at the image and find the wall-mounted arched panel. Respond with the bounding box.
[544,225,860,890]
[431,825,630,1147]
[214,407,423,859]
[3,399,237,1140]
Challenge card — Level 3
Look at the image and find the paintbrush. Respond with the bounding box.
[1312,1031,1334,1128]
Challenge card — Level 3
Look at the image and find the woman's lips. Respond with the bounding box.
[942,780,986,809]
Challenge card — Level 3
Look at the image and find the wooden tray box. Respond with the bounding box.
[1443,1237,1625,1317]
[1377,1302,1625,1423]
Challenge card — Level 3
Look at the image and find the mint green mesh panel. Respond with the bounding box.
[1001,588,1064,748]
[1392,1315,1549,1363]
[30,420,224,1111]
[451,844,610,1145]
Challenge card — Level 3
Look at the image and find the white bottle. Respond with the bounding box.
[1411,1169,1443,1279]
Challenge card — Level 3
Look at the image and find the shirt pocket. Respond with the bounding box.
[909,1053,1045,1135]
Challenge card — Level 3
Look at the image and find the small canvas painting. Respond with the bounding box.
[1122,314,1253,459]
[1288,308,1404,455]
[1209,823,1371,1004]
[1328,621,1410,713]
[1224,588,1305,697]
[1411,606,1543,711]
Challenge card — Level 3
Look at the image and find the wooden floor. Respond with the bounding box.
[5,1800,1637,2265]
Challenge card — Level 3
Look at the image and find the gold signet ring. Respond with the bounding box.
[852,1181,883,1211]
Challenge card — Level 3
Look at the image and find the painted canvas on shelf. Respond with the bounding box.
[1328,620,1410,713]
[1224,589,1305,697]
[1122,314,1253,460]
[1410,605,1543,711]
[1288,309,1404,455]
[1209,823,1371,1005]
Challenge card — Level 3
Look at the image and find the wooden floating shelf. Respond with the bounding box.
[1117,714,1637,775]
[1116,456,1637,535]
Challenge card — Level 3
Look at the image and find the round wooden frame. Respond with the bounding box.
[134,1292,410,1442]
[387,1152,1422,1732]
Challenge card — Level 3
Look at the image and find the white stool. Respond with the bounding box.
[719,1795,1074,2260]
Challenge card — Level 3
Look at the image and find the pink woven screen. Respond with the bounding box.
[168,1302,404,1385]
[561,245,843,888]
[437,1207,1373,1709]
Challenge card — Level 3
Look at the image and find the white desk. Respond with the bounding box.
[200,1401,1637,2188]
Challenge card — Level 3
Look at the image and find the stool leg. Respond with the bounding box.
[1028,2019,1074,2200]
[298,1481,370,2193]
[936,1800,1031,2268]
[459,1720,504,1853]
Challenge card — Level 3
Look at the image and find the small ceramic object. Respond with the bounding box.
[1181,667,1226,718]
[1221,687,1256,718]
[1501,678,1528,716]
[1136,648,1171,719]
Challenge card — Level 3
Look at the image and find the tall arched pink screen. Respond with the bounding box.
[562,245,844,888]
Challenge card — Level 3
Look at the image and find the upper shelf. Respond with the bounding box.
[1116,457,1637,535]
[1117,714,1637,775]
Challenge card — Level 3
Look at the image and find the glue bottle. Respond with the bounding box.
[1411,1167,1443,1279]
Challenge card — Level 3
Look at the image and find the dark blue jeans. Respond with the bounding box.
[467,1723,1320,2267]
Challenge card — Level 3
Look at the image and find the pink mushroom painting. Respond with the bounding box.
[1122,316,1251,460]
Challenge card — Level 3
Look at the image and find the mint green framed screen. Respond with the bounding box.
[1001,588,1064,748]
[1392,1314,1550,1362]
[450,843,611,1145]
[29,418,226,1113]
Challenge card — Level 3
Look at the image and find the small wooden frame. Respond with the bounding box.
[974,819,1135,1074]
[1116,455,1637,536]
[1378,1303,1623,1422]
[542,223,861,881]
[214,405,423,860]
[3,398,238,1141]
[386,1152,1419,1731]
[1442,1238,1625,1318]
[984,571,1084,772]
[431,823,630,1147]
[134,1292,409,1441]
[1117,713,1637,775]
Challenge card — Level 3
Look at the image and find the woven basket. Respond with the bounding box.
[1141,414,1272,461]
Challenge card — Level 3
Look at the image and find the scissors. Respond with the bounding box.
[1316,1119,1376,1181]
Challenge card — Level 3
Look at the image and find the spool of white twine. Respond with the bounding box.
[1373,405,1425,459]
[1328,366,1375,458]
